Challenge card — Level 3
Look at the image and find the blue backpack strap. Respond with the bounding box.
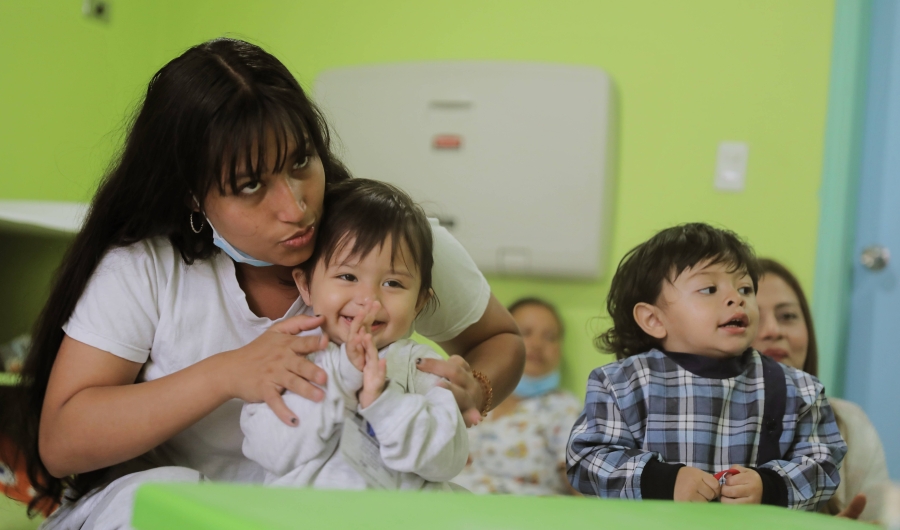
[757,353,787,466]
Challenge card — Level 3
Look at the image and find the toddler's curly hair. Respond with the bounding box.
[597,223,759,359]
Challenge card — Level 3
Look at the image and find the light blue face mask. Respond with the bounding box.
[513,370,561,399]
[207,218,274,267]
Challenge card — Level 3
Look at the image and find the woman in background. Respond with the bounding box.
[752,258,889,521]
[454,298,582,495]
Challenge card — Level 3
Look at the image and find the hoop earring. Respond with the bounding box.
[190,211,205,234]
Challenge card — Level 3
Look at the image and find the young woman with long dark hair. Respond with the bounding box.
[752,258,889,521]
[11,38,524,527]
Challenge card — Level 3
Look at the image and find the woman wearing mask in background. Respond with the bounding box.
[752,258,889,521]
[453,298,581,495]
[10,38,525,528]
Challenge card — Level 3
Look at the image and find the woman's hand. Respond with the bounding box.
[219,314,328,426]
[836,493,867,519]
[432,295,525,426]
[416,355,484,427]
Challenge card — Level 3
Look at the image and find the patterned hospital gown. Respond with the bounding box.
[452,390,582,495]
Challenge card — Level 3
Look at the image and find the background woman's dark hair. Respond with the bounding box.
[12,37,351,513]
[757,258,818,376]
[507,297,565,339]
[298,178,436,311]
[597,222,760,359]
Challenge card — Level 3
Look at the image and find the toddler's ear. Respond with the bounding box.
[415,288,434,314]
[293,268,312,306]
[633,302,667,340]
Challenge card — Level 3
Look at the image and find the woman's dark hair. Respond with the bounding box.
[13,38,351,513]
[298,179,435,310]
[507,297,565,339]
[757,258,818,376]
[597,222,760,359]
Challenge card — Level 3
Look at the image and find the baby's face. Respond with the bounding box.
[296,235,424,349]
[652,261,759,358]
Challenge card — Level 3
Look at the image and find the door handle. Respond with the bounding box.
[861,245,891,271]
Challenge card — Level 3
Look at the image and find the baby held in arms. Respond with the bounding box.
[566,223,846,509]
[241,179,468,490]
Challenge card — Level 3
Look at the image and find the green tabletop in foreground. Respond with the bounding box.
[133,483,869,530]
[0,372,19,386]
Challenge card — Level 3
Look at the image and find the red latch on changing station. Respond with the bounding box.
[432,134,462,149]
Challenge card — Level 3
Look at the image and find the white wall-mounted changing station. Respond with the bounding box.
[0,201,88,236]
[315,62,615,279]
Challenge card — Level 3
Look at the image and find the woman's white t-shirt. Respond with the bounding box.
[62,219,490,483]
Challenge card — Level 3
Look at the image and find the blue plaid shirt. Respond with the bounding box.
[566,349,846,510]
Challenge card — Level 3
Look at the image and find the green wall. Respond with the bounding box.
[0,2,837,395]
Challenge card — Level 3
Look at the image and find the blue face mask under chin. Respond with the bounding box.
[513,370,561,399]
[207,218,274,267]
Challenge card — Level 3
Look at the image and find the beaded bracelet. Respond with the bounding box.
[471,370,493,418]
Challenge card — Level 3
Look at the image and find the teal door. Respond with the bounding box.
[844,0,900,480]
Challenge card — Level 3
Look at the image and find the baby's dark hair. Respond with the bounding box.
[597,222,759,359]
[299,178,435,309]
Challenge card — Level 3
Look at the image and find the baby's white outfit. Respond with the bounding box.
[42,219,488,529]
[240,339,468,491]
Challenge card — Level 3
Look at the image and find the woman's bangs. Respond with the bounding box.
[205,96,312,195]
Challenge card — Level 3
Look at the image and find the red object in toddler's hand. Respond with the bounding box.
[714,468,741,481]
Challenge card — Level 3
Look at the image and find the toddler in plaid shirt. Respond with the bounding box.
[567,223,846,509]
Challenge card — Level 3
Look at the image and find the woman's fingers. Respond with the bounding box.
[226,317,331,406]
[416,356,469,386]
[837,493,867,519]
[289,334,328,356]
[418,355,483,424]
[447,354,472,370]
[280,370,324,402]
[438,380,481,427]
[286,338,328,386]
[263,387,299,427]
[269,314,325,335]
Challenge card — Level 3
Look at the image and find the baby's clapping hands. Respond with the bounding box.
[345,301,388,409]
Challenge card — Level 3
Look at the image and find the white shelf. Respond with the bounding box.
[0,200,88,236]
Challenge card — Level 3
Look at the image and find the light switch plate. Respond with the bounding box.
[714,141,749,192]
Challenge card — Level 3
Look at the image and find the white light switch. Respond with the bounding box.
[714,142,749,192]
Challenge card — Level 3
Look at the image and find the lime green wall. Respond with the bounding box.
[0,2,185,202]
[0,2,836,395]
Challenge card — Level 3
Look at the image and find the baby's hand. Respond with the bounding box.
[358,333,386,409]
[345,301,380,372]
[673,466,721,502]
[720,465,763,504]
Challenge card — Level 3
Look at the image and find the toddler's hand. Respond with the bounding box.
[358,333,386,409]
[345,301,380,372]
[674,466,721,502]
[720,465,763,504]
